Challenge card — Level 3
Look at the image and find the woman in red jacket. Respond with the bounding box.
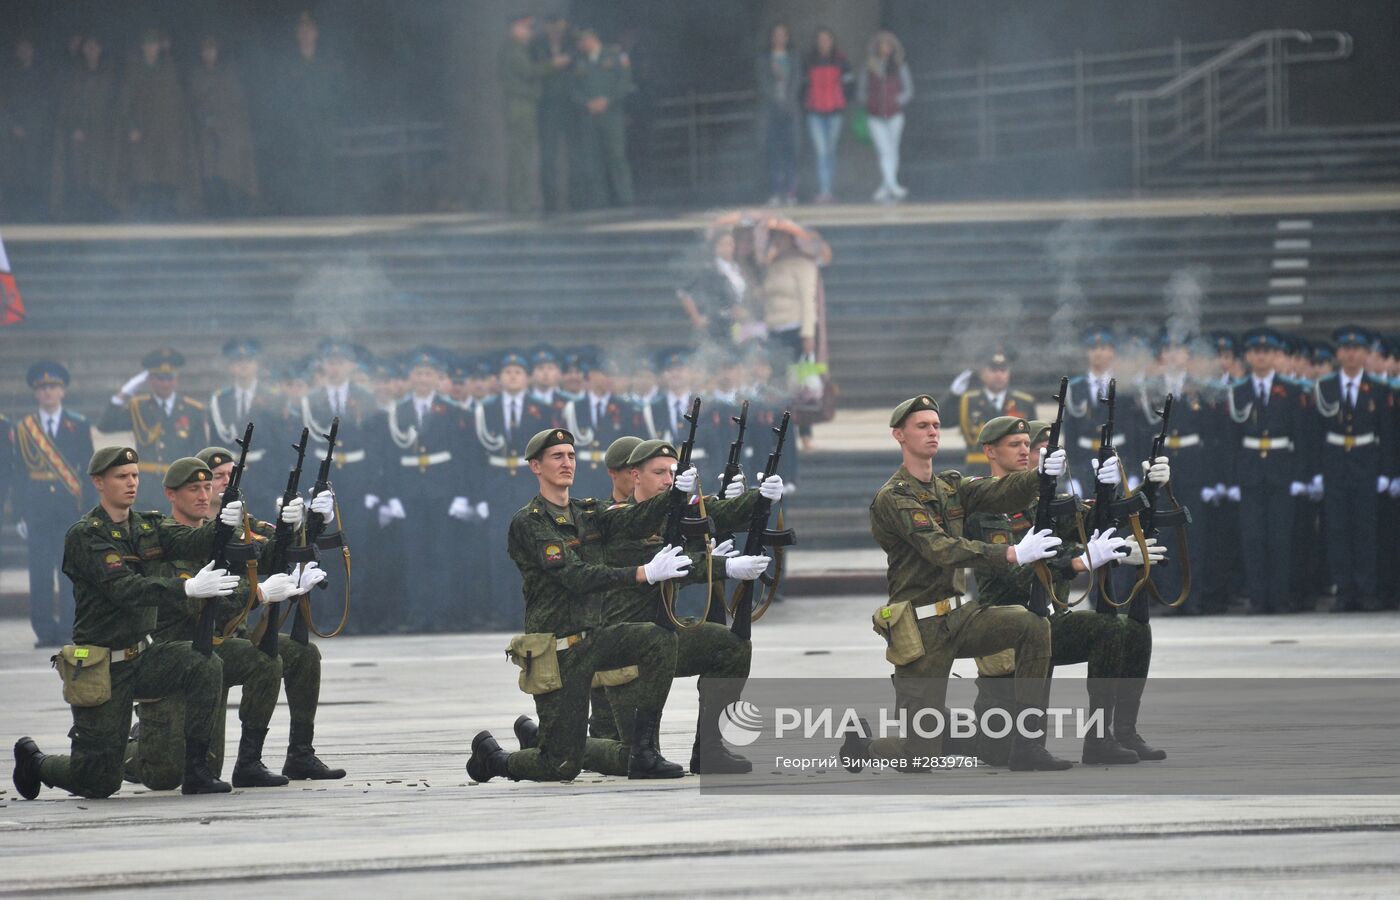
[802,28,852,204]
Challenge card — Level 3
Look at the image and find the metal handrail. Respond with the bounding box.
[1116,30,1349,102]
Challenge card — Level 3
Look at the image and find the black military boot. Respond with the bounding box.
[466,730,515,783]
[689,699,752,775]
[13,737,48,800]
[627,710,685,779]
[1008,712,1073,771]
[283,721,346,780]
[182,740,232,795]
[1113,699,1166,760]
[839,717,872,772]
[513,715,539,750]
[231,727,290,788]
[1081,734,1141,765]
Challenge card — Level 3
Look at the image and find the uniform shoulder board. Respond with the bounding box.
[182,397,206,410]
[1011,390,1035,402]
[132,393,153,403]
[577,498,597,509]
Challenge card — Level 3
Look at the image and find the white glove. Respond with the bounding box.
[1226,485,1241,503]
[448,496,472,521]
[119,370,148,397]
[15,520,27,541]
[1390,478,1400,499]
[758,474,783,501]
[1377,476,1390,495]
[1123,537,1168,567]
[1308,473,1324,502]
[1077,528,1128,572]
[281,496,307,529]
[378,498,406,528]
[1037,448,1066,477]
[643,544,692,584]
[364,494,381,511]
[294,561,326,593]
[185,561,240,598]
[1200,486,1218,505]
[475,500,490,520]
[950,368,974,395]
[218,500,244,528]
[725,554,770,581]
[258,571,300,604]
[1289,481,1307,497]
[310,490,335,521]
[672,465,698,495]
[1012,527,1062,565]
[721,472,745,500]
[709,538,737,558]
[1091,457,1120,487]
[1143,456,1170,485]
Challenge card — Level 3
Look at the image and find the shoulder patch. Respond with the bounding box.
[541,541,566,568]
[102,551,125,573]
[906,509,935,531]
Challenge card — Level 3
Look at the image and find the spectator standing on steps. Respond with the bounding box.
[801,28,852,204]
[856,30,912,204]
[756,23,800,206]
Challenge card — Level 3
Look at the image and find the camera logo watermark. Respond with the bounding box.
[719,700,764,747]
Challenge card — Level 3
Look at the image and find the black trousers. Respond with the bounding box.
[1238,484,1293,613]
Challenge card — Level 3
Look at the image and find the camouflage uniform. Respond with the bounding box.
[867,462,1048,760]
[503,491,676,781]
[36,507,223,799]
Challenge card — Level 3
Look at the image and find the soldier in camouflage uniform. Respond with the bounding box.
[124,457,313,790]
[846,396,1073,772]
[465,428,698,783]
[564,439,780,774]
[12,447,246,800]
[963,417,1164,766]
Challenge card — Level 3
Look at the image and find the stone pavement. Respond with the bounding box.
[2,600,1398,897]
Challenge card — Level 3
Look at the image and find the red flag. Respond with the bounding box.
[0,231,26,326]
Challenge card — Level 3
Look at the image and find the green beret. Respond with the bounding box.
[626,439,678,467]
[525,428,574,461]
[1027,420,1052,446]
[604,436,644,471]
[976,416,1030,445]
[88,446,139,476]
[889,394,939,428]
[163,457,213,489]
[197,446,235,469]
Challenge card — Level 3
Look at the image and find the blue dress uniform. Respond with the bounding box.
[475,350,555,629]
[1200,333,1244,612]
[98,349,209,510]
[565,387,646,500]
[1061,327,1126,496]
[1226,329,1318,614]
[207,338,278,503]
[15,362,94,645]
[1379,339,1400,609]
[1128,368,1211,613]
[1313,327,1394,611]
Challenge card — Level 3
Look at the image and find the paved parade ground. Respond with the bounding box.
[3,598,1399,898]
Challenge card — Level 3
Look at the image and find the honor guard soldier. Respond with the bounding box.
[1377,335,1400,608]
[464,428,695,783]
[476,349,555,628]
[1312,326,1393,611]
[1226,328,1317,614]
[566,356,646,499]
[381,348,481,631]
[847,395,1072,772]
[15,361,94,647]
[648,348,696,446]
[11,446,248,800]
[527,343,571,420]
[1062,327,1125,496]
[208,338,276,500]
[560,347,590,400]
[945,348,1036,474]
[99,348,210,509]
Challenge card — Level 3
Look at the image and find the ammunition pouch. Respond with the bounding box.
[53,644,113,707]
[872,601,925,666]
[506,633,564,695]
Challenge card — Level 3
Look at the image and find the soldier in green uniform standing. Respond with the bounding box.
[849,396,1073,772]
[124,457,318,790]
[962,417,1167,766]
[197,446,346,780]
[98,348,209,509]
[570,26,635,208]
[12,446,247,800]
[499,14,569,214]
[465,428,698,783]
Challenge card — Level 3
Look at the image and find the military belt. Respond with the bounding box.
[336,450,367,465]
[27,471,58,481]
[555,631,589,652]
[1076,435,1126,451]
[488,455,527,470]
[1164,434,1201,449]
[580,449,606,466]
[1242,436,1292,452]
[400,451,452,468]
[111,634,152,663]
[1326,432,1375,450]
[915,598,965,620]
